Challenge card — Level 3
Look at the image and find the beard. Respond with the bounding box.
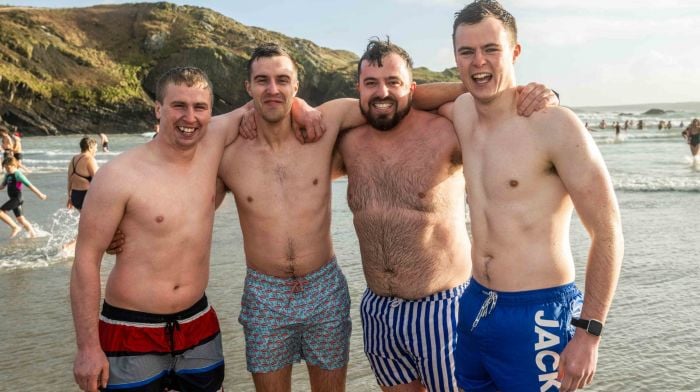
[359,95,413,131]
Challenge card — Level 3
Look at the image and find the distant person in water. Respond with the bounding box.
[98,133,109,153]
[67,137,99,212]
[638,120,644,129]
[0,156,47,238]
[599,119,606,129]
[615,122,621,138]
[10,128,30,172]
[666,121,672,130]
[624,120,629,131]
[682,118,700,163]
[658,120,665,130]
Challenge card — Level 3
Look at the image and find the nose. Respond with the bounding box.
[376,82,389,98]
[473,50,486,67]
[266,80,280,95]
[182,106,196,122]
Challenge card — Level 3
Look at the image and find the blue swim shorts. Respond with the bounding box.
[455,278,583,392]
[361,282,468,392]
[238,256,351,373]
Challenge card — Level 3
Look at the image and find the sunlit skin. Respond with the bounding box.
[442,16,623,392]
[155,83,212,151]
[245,56,299,124]
[454,17,520,106]
[358,53,415,131]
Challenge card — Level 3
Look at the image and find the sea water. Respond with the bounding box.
[1,103,699,390]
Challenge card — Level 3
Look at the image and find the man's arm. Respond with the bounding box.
[548,108,624,391]
[209,106,251,147]
[70,164,130,391]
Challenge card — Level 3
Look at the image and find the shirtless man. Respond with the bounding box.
[70,67,250,392]
[436,2,624,391]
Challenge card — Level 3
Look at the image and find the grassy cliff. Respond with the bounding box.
[0,2,458,135]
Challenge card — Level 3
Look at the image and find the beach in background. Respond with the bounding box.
[1,102,699,390]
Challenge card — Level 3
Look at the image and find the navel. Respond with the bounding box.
[247,196,254,203]
[418,192,426,199]
[313,178,318,186]
[155,215,164,223]
[509,180,519,188]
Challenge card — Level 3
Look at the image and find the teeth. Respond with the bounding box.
[373,102,393,109]
[472,73,491,82]
[177,126,195,133]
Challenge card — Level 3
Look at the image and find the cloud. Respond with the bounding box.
[521,16,698,46]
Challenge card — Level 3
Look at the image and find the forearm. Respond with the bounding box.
[413,82,467,111]
[70,259,103,350]
[581,227,624,323]
[28,184,44,198]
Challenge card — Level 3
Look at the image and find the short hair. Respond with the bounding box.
[155,67,213,104]
[2,156,17,168]
[247,42,299,80]
[357,38,413,82]
[453,0,518,46]
[80,136,97,152]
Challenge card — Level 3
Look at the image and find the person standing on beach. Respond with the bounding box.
[70,67,251,392]
[435,2,624,391]
[0,156,47,238]
[98,133,109,152]
[1,127,14,159]
[682,118,700,163]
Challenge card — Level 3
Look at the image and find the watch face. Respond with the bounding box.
[588,320,603,336]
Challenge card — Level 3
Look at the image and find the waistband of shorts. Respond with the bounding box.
[101,294,209,323]
[466,277,578,305]
[366,281,468,303]
[245,255,339,285]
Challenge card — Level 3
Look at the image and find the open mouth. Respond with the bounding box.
[371,99,395,112]
[472,72,492,84]
[177,126,196,134]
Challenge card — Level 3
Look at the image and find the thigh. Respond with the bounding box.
[251,365,292,392]
[360,289,419,388]
[238,279,302,373]
[307,364,347,392]
[172,334,225,392]
[301,269,351,370]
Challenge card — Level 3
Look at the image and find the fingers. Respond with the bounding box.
[292,122,305,144]
[100,363,110,389]
[239,111,258,139]
[516,82,547,116]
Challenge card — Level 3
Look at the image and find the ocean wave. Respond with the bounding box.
[614,176,700,193]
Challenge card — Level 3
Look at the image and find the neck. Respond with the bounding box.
[475,85,518,124]
[258,114,295,149]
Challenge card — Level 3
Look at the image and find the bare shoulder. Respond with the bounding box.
[528,106,588,140]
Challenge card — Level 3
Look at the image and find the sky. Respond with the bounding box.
[4,0,700,107]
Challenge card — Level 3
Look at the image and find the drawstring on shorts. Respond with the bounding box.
[164,319,181,355]
[471,290,498,331]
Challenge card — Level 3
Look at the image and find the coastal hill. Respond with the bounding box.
[0,2,458,135]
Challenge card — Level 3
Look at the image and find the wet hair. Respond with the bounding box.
[453,0,518,46]
[2,156,17,168]
[247,42,299,80]
[79,136,97,152]
[357,38,413,82]
[155,67,213,104]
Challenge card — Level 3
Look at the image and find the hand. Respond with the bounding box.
[73,347,109,391]
[67,198,73,209]
[516,82,559,117]
[39,193,47,200]
[105,229,125,255]
[557,332,599,392]
[293,107,325,144]
[239,108,258,139]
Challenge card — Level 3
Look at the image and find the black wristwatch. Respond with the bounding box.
[571,318,604,336]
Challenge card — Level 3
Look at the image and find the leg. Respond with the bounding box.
[307,364,347,392]
[0,210,21,237]
[16,216,36,237]
[251,365,292,392]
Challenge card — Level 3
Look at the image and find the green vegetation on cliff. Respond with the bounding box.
[0,2,458,135]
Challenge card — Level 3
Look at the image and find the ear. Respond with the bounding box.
[292,79,299,97]
[245,80,252,98]
[409,81,417,94]
[512,43,522,63]
[154,101,162,120]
